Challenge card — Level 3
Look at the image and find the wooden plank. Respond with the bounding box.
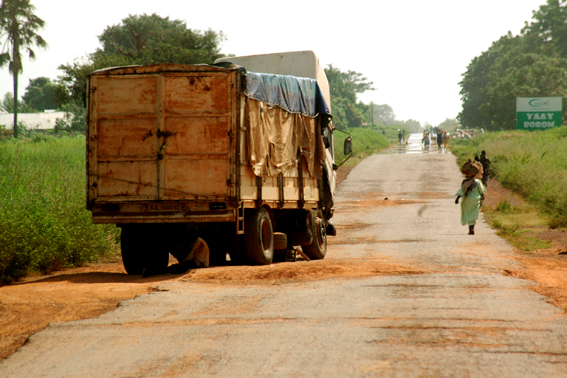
[163,158,229,198]
[97,76,158,115]
[97,161,158,198]
[98,117,158,158]
[164,116,229,155]
[164,74,230,113]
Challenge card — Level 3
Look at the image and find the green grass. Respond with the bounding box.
[485,206,551,251]
[451,126,567,250]
[334,126,394,167]
[0,136,119,284]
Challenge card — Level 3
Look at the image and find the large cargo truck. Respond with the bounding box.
[86,51,351,273]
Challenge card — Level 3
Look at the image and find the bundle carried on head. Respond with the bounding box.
[461,159,483,178]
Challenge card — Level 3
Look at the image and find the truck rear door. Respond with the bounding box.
[87,65,239,218]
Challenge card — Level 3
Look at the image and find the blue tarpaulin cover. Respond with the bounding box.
[244,72,331,118]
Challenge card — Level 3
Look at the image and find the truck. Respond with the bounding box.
[86,50,352,274]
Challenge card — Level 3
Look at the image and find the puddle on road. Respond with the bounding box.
[383,133,453,155]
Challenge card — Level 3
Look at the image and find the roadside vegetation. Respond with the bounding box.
[333,126,395,167]
[0,136,120,284]
[0,10,413,284]
[459,1,567,131]
[451,126,567,250]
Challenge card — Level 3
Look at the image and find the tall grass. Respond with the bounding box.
[334,127,390,166]
[0,136,119,284]
[451,126,567,222]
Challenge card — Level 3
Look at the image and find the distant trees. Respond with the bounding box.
[459,0,567,130]
[94,13,225,66]
[402,119,423,133]
[58,13,226,106]
[1,92,14,112]
[3,91,36,113]
[21,77,65,111]
[438,118,459,132]
[1,77,65,113]
[0,0,47,137]
[325,64,374,128]
[369,103,396,126]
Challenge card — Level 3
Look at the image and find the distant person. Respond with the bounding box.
[398,129,403,144]
[382,129,386,135]
[455,159,486,235]
[402,129,407,143]
[436,130,443,148]
[442,131,450,149]
[422,131,430,148]
[479,150,492,186]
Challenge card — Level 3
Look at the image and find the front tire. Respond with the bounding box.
[302,210,327,260]
[244,208,274,265]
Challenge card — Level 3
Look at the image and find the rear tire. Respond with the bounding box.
[244,208,274,265]
[120,226,144,275]
[302,210,327,260]
[120,225,170,275]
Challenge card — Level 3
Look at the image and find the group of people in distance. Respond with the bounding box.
[421,127,450,149]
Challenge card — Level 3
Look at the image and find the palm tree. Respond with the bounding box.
[0,0,46,138]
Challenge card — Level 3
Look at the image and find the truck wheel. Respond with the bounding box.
[143,242,170,274]
[244,208,274,265]
[120,226,144,275]
[302,210,327,260]
[120,226,169,275]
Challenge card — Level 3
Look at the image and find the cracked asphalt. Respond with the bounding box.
[1,139,567,377]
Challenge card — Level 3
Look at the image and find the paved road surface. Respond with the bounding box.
[2,138,567,377]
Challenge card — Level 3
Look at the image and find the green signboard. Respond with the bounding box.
[516,97,563,130]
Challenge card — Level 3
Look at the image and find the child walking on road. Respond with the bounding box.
[455,159,486,235]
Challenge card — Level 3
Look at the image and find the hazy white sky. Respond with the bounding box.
[0,0,549,125]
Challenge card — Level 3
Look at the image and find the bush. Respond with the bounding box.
[496,198,511,212]
[0,136,119,284]
[54,102,86,132]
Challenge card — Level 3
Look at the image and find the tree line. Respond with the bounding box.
[1,3,425,136]
[459,0,567,131]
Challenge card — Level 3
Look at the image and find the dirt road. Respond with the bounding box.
[2,144,567,377]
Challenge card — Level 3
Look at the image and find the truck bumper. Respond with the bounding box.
[90,202,237,224]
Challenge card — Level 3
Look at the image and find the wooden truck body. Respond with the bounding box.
[86,51,350,272]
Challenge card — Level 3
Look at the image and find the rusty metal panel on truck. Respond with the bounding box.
[87,65,240,224]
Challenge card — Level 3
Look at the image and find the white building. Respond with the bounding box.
[0,111,66,130]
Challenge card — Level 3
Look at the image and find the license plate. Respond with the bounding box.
[145,203,182,212]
